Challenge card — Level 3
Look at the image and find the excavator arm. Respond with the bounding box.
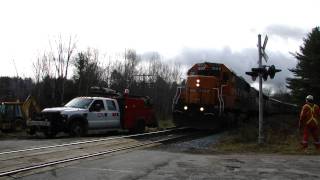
[22,95,40,121]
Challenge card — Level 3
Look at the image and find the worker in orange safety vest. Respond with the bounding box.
[299,95,320,149]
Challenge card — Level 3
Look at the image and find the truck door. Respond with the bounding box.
[104,99,121,128]
[87,100,108,129]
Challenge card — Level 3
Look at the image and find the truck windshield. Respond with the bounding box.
[65,98,93,109]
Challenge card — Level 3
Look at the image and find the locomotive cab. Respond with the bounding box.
[172,61,296,129]
[172,62,237,128]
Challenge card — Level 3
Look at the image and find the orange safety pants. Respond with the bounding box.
[301,123,320,149]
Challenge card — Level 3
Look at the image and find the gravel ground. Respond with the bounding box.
[157,132,224,153]
[14,149,320,180]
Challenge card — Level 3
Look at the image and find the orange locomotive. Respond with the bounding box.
[172,62,259,128]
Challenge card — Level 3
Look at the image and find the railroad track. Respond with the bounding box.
[0,127,187,156]
[0,127,204,178]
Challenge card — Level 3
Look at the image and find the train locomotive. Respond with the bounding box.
[172,62,297,129]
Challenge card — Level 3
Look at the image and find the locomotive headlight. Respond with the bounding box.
[200,107,204,112]
[196,79,200,83]
[184,106,188,110]
[196,83,200,87]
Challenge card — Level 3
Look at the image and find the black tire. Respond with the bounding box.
[26,127,36,135]
[70,121,86,137]
[129,120,145,134]
[44,129,57,138]
[13,119,24,132]
[135,120,145,133]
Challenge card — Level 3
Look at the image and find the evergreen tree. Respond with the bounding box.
[287,27,320,104]
[73,50,104,96]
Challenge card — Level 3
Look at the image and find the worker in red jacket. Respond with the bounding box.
[299,95,320,150]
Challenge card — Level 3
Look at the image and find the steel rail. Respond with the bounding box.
[0,134,189,177]
[0,127,187,156]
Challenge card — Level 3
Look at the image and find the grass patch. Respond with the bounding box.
[214,114,320,155]
[157,118,175,129]
[146,118,175,132]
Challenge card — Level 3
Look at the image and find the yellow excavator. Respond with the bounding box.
[0,95,40,132]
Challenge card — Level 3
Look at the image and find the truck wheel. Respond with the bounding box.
[26,128,36,135]
[70,121,86,137]
[135,120,145,133]
[44,130,57,138]
[13,119,24,132]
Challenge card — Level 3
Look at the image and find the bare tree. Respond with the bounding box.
[33,57,43,85]
[99,54,114,87]
[49,35,77,104]
[33,53,52,83]
[32,53,54,101]
[124,49,140,88]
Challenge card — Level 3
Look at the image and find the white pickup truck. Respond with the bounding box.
[27,95,156,138]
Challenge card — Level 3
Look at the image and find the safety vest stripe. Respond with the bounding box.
[305,104,318,125]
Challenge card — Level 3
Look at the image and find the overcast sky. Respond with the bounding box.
[0,0,319,90]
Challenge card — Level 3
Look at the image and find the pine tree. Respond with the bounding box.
[287,27,320,104]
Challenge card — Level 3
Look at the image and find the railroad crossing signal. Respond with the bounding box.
[268,65,281,79]
[245,65,281,81]
[245,71,258,81]
[245,34,281,145]
[261,35,269,62]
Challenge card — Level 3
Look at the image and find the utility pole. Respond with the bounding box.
[258,34,264,144]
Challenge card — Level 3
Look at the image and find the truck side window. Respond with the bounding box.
[106,100,117,111]
[90,100,105,112]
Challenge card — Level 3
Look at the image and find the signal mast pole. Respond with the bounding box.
[258,34,264,144]
[247,34,280,145]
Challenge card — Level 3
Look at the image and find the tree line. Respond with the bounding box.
[1,26,319,118]
[1,37,182,120]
